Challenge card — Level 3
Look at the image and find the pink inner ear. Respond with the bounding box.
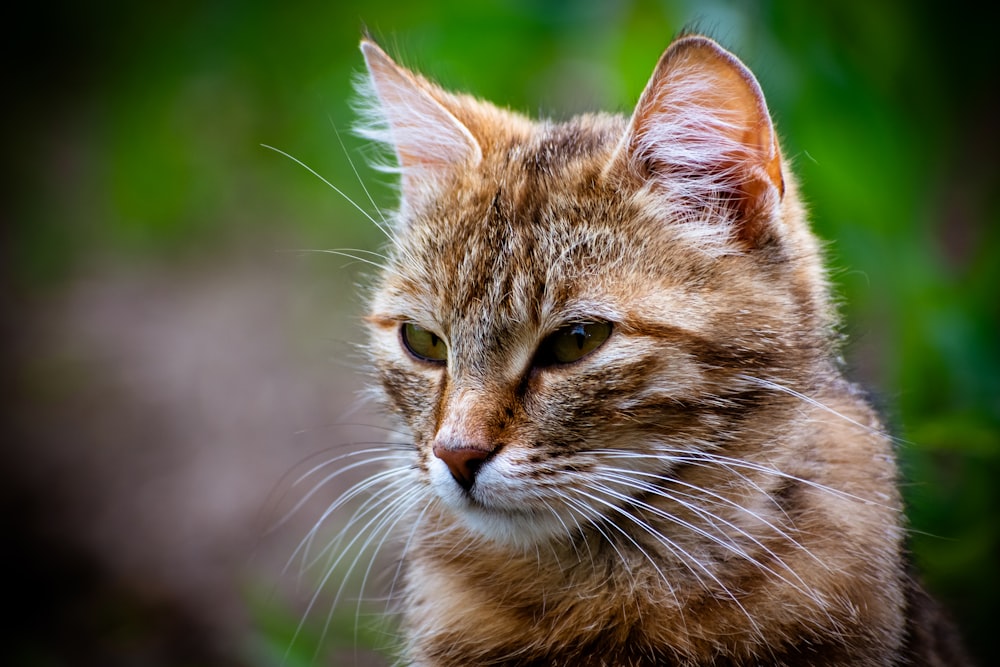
[611,36,784,242]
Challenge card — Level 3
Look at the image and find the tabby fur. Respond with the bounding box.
[342,34,970,666]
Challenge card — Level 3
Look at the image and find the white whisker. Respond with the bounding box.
[268,447,410,532]
[737,374,906,445]
[261,143,384,229]
[594,464,829,571]
[290,247,387,270]
[289,479,420,663]
[328,117,390,226]
[590,472,828,606]
[574,483,758,635]
[554,491,646,590]
[592,448,894,509]
[284,465,413,576]
[385,497,436,614]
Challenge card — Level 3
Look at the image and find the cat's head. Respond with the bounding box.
[358,36,832,546]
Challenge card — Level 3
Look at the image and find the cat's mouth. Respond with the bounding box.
[430,457,507,510]
[426,456,570,541]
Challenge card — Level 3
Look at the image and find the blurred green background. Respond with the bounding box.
[4,0,997,665]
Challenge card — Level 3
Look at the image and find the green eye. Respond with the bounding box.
[536,321,612,366]
[401,323,448,363]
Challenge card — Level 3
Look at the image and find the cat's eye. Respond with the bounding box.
[535,321,612,367]
[401,323,448,363]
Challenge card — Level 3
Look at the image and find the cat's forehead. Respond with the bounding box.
[390,124,638,319]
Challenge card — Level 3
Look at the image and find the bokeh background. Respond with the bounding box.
[4,1,997,665]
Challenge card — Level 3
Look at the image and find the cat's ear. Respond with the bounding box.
[608,36,784,246]
[358,40,483,203]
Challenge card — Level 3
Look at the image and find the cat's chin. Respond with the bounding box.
[451,502,570,548]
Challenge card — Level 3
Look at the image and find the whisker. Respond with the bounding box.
[587,475,756,564]
[591,448,894,509]
[291,445,411,487]
[590,472,827,605]
[736,374,909,447]
[385,497,436,614]
[341,487,429,652]
[289,479,420,663]
[570,483,762,637]
[284,466,414,576]
[303,471,417,573]
[262,142,426,278]
[594,464,829,571]
[262,143,384,229]
[289,247,388,270]
[270,448,410,531]
[539,496,589,564]
[328,117,390,226]
[554,491,646,591]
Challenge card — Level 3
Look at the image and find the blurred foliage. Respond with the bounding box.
[6,0,997,664]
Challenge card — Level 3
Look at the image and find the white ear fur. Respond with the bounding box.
[608,36,784,245]
[357,40,482,203]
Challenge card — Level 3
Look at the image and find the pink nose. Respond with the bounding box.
[432,443,492,490]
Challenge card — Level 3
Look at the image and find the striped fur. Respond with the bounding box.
[335,35,972,666]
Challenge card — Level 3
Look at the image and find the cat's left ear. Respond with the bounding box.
[358,40,483,205]
[608,36,784,246]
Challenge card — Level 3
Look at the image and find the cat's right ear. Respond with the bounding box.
[358,40,483,205]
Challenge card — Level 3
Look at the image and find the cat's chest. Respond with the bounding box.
[403,539,703,663]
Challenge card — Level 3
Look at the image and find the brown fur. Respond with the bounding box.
[350,35,970,666]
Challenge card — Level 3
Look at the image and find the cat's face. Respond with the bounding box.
[361,37,829,546]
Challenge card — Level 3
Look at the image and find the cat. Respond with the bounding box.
[318,34,972,666]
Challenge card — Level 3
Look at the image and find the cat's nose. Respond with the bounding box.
[432,442,492,490]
